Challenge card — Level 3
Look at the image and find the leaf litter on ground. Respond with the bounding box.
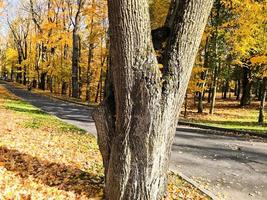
[0,85,210,200]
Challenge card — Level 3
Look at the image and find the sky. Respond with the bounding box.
[0,0,20,38]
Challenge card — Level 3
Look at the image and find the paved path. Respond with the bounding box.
[2,82,267,200]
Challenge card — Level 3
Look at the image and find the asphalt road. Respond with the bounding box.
[2,82,267,200]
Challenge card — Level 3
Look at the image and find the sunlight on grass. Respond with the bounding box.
[181,96,267,133]
[4,98,86,133]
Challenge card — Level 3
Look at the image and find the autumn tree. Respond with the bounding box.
[66,0,86,98]
[7,17,30,85]
[251,56,267,124]
[92,0,214,199]
[226,0,266,106]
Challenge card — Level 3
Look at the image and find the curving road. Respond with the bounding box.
[2,82,267,200]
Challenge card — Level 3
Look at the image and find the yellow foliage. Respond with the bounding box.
[251,55,267,65]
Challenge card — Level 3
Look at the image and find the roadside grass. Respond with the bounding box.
[180,96,267,133]
[0,84,210,200]
[12,81,266,133]
[4,97,86,133]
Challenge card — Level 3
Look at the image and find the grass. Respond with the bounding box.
[0,84,210,200]
[180,95,267,133]
[4,96,86,133]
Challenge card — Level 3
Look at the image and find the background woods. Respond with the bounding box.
[1,0,108,103]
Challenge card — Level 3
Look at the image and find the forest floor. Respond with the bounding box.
[0,84,210,200]
[180,96,267,133]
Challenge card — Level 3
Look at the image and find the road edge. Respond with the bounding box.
[3,81,266,139]
[171,169,220,200]
[178,120,267,139]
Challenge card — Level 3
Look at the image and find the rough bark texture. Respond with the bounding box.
[93,0,214,199]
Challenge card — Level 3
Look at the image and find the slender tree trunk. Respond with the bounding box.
[236,79,241,100]
[209,0,221,114]
[234,81,238,96]
[184,91,188,117]
[210,61,219,115]
[210,83,217,114]
[208,86,212,103]
[71,0,84,99]
[86,43,94,102]
[223,65,231,99]
[38,72,47,90]
[198,37,209,113]
[259,78,266,124]
[72,29,80,98]
[61,81,68,95]
[23,65,27,85]
[198,92,204,113]
[16,53,23,83]
[11,64,14,81]
[240,66,252,106]
[223,81,229,99]
[258,80,263,101]
[92,0,214,199]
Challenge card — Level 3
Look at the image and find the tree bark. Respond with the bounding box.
[209,61,219,115]
[208,86,212,103]
[93,0,214,199]
[236,79,241,100]
[240,66,252,106]
[38,72,47,90]
[86,43,94,102]
[71,0,85,98]
[198,92,204,113]
[258,78,266,124]
[72,30,81,98]
[198,38,209,113]
[257,80,263,101]
[184,91,188,117]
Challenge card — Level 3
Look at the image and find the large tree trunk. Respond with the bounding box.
[93,0,214,199]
